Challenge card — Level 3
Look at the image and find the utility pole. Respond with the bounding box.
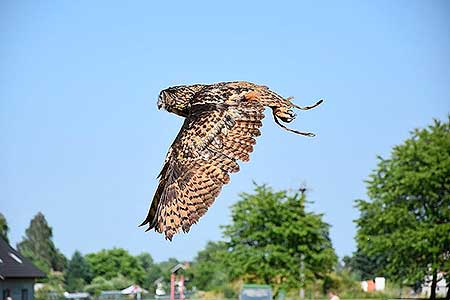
[300,253,305,300]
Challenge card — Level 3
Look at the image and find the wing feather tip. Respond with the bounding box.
[138,218,149,227]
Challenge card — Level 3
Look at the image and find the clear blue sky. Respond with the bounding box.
[1,1,449,262]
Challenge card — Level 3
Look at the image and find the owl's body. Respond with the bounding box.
[141,81,322,240]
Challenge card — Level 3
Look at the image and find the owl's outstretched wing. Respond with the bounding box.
[140,94,265,240]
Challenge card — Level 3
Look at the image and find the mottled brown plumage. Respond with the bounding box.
[140,81,323,240]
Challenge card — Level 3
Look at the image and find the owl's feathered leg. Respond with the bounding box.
[244,88,323,137]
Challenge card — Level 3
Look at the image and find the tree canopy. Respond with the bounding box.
[65,251,93,292]
[355,117,450,299]
[0,213,9,243]
[35,271,66,300]
[83,274,133,296]
[189,241,229,291]
[342,249,385,281]
[222,184,337,292]
[137,252,163,290]
[86,248,145,284]
[17,212,67,273]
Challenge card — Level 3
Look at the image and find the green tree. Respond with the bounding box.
[83,277,113,296]
[223,184,337,293]
[17,212,67,274]
[355,117,450,300]
[35,271,65,300]
[83,274,134,295]
[190,241,228,291]
[86,248,145,284]
[156,257,180,282]
[137,253,154,272]
[137,252,162,290]
[342,249,386,281]
[65,251,93,292]
[0,213,9,243]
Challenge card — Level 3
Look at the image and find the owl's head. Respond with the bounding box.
[157,84,205,117]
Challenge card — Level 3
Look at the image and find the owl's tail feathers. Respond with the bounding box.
[272,98,324,137]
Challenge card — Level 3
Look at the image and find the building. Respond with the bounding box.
[0,238,46,300]
[422,272,448,298]
[63,292,91,300]
[240,284,272,300]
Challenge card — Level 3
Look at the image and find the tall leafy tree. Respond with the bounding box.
[342,249,386,281]
[0,213,9,243]
[86,248,145,284]
[17,212,67,273]
[83,275,133,296]
[156,257,180,282]
[355,117,450,300]
[223,184,337,293]
[35,271,66,300]
[137,253,154,272]
[137,252,162,290]
[190,241,228,291]
[65,251,93,292]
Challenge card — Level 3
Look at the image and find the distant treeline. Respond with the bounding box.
[1,116,448,300]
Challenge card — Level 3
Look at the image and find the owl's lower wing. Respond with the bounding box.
[140,100,265,240]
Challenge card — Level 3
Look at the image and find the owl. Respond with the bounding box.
[140,81,323,240]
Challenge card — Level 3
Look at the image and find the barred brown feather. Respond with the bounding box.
[140,81,323,240]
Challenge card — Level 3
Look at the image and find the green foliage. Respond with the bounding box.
[136,252,163,290]
[110,274,134,290]
[156,257,180,282]
[222,285,237,299]
[190,241,229,291]
[83,277,112,296]
[342,249,385,281]
[17,212,67,273]
[355,117,450,287]
[222,184,337,292]
[0,213,9,243]
[84,274,134,295]
[35,271,66,300]
[86,248,145,284]
[65,251,93,292]
[137,252,154,272]
[322,271,361,296]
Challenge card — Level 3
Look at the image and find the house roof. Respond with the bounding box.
[154,276,164,284]
[170,263,186,274]
[0,238,46,279]
[63,292,91,299]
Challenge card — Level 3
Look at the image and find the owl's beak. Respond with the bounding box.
[157,91,165,110]
[157,97,164,110]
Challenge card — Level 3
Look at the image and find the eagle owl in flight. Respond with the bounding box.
[140,81,322,240]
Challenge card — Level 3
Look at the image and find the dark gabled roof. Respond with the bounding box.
[0,237,46,279]
[170,263,186,274]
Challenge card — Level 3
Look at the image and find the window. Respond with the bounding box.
[9,252,23,263]
[3,289,10,300]
[21,289,29,300]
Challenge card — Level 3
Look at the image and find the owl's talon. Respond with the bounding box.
[273,107,296,123]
